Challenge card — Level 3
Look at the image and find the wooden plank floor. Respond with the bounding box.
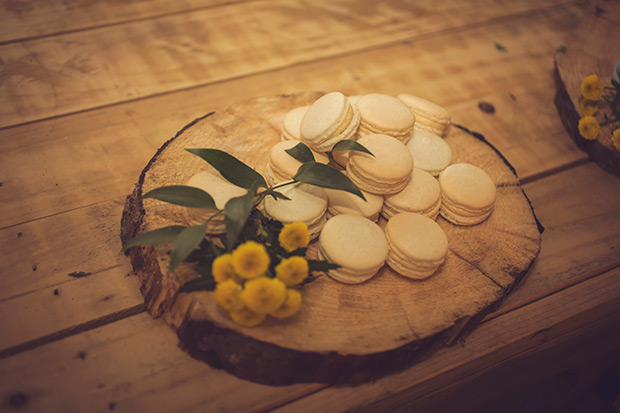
[1,0,619,411]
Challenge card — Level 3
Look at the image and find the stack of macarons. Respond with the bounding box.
[184,170,247,234]
[356,93,416,143]
[398,94,451,137]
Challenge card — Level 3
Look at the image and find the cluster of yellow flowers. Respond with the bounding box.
[212,222,311,327]
[577,74,620,151]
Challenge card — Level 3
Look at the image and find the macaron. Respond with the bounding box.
[438,163,496,226]
[300,92,360,152]
[382,168,441,220]
[384,212,448,280]
[184,170,248,234]
[356,93,416,143]
[324,188,384,221]
[281,105,309,141]
[405,129,452,177]
[265,140,329,186]
[318,214,388,284]
[346,134,414,195]
[398,94,451,137]
[263,182,328,239]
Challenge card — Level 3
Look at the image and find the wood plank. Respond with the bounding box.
[0,0,574,128]
[0,5,586,229]
[0,312,323,412]
[0,0,237,44]
[272,266,620,412]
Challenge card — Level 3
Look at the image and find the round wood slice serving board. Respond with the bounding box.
[554,3,620,176]
[121,91,542,385]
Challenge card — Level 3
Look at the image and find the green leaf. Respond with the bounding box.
[169,224,208,271]
[178,276,216,293]
[68,271,92,278]
[224,185,257,250]
[123,225,186,251]
[293,162,366,200]
[185,148,267,189]
[613,59,620,84]
[331,139,374,156]
[285,142,315,163]
[308,259,340,272]
[494,42,507,52]
[143,185,216,209]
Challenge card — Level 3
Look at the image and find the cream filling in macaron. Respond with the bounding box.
[357,121,412,142]
[439,194,494,225]
[347,160,411,194]
[318,245,382,283]
[382,197,440,221]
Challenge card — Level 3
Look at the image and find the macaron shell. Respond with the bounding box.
[281,105,310,141]
[319,214,388,275]
[386,213,448,262]
[398,94,451,136]
[357,94,416,137]
[383,168,441,218]
[349,134,414,180]
[263,181,328,226]
[439,163,496,210]
[406,130,452,176]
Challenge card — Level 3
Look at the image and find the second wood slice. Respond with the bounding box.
[121,91,542,385]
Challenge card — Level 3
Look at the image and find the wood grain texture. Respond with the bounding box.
[0,5,585,230]
[121,92,541,384]
[0,0,572,128]
[0,0,236,43]
[554,2,620,175]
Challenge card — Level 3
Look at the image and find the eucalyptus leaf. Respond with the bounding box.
[178,276,216,293]
[224,185,257,250]
[293,162,366,200]
[613,59,620,84]
[285,142,315,163]
[185,148,267,189]
[331,140,374,156]
[122,225,186,251]
[143,185,216,209]
[308,259,341,272]
[169,224,208,271]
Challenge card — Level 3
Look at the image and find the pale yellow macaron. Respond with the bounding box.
[406,129,452,177]
[265,140,329,186]
[385,212,448,280]
[318,214,388,284]
[382,168,441,220]
[346,134,414,195]
[281,105,310,141]
[324,188,384,221]
[398,94,451,137]
[300,92,361,152]
[356,93,416,143]
[438,163,496,226]
[263,182,328,239]
[184,171,247,234]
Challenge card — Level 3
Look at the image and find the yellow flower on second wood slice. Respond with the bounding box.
[241,276,287,314]
[578,115,600,141]
[231,241,270,279]
[229,307,266,327]
[581,74,604,101]
[612,129,620,151]
[275,256,309,286]
[278,222,310,252]
[213,279,244,312]
[270,289,302,319]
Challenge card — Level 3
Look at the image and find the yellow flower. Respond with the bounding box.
[580,74,604,101]
[275,256,309,286]
[213,280,244,311]
[229,307,266,327]
[579,98,599,116]
[240,276,287,314]
[578,116,600,140]
[231,241,270,279]
[278,222,310,252]
[211,254,241,283]
[612,129,620,151]
[270,289,302,319]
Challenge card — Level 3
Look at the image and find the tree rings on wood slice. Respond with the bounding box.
[554,3,620,176]
[121,91,542,385]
